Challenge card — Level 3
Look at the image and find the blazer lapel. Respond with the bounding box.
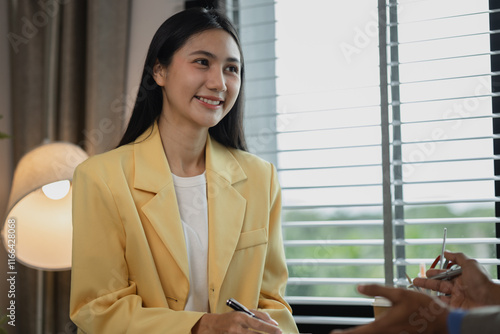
[205,136,247,310]
[133,124,189,282]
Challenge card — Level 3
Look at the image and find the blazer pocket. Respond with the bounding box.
[235,228,268,251]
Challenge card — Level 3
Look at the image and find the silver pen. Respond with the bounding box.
[430,267,462,280]
[439,228,447,269]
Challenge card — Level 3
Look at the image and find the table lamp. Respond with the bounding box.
[2,142,88,270]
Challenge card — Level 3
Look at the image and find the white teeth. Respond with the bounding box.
[198,97,222,105]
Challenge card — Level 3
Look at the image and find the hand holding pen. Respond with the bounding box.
[413,251,500,309]
[227,298,261,319]
[193,303,281,334]
[225,298,281,333]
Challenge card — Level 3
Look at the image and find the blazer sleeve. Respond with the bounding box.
[257,164,299,333]
[461,306,500,334]
[69,162,203,334]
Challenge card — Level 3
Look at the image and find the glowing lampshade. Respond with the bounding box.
[2,142,88,270]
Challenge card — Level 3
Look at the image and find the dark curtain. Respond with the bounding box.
[8,0,130,332]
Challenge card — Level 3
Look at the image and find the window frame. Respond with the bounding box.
[491,0,500,280]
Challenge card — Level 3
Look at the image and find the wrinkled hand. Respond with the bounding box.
[330,285,449,334]
[192,309,282,334]
[413,251,500,309]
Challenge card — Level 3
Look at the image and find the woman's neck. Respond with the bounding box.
[158,115,207,177]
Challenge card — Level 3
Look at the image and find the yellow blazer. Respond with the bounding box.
[70,123,298,333]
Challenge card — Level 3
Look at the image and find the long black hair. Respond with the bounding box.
[118,8,247,150]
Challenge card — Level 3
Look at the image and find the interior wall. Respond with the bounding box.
[0,0,13,331]
[123,0,185,125]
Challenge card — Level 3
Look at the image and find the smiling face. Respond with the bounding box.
[153,28,242,132]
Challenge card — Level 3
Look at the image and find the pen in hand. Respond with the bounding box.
[439,227,447,269]
[226,298,261,320]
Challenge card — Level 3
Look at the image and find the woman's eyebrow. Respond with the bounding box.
[189,50,240,63]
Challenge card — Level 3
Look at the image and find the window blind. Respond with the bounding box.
[231,0,500,327]
[385,0,500,286]
[275,0,386,312]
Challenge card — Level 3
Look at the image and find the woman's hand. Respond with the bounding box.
[413,251,500,309]
[192,310,282,334]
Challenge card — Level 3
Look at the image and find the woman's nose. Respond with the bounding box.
[206,67,227,92]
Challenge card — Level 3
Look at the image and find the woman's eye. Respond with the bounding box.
[226,65,239,74]
[195,59,209,66]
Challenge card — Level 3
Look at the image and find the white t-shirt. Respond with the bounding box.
[172,172,209,312]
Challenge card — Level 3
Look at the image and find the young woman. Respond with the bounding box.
[70,8,298,334]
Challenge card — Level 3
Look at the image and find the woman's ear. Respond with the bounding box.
[152,60,167,86]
